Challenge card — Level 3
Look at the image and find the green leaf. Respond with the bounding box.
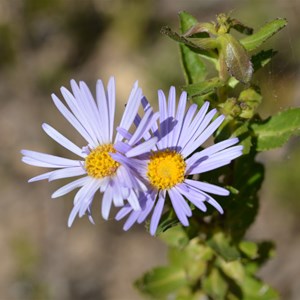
[218,34,253,83]
[179,12,207,84]
[252,49,277,72]
[240,18,287,51]
[218,259,245,285]
[184,77,224,106]
[251,108,300,151]
[256,241,276,266]
[168,240,214,282]
[203,268,228,300]
[183,77,224,97]
[179,11,198,33]
[242,276,279,300]
[207,231,240,261]
[161,25,217,59]
[180,45,206,84]
[185,37,219,50]
[135,266,188,298]
[224,154,264,240]
[242,241,275,277]
[239,241,258,259]
[231,18,253,35]
[159,225,189,248]
[215,112,254,153]
[231,121,253,155]
[155,209,181,235]
[161,25,200,48]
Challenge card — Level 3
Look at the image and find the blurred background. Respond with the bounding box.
[1,0,300,299]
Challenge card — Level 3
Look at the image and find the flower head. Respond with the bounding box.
[115,87,243,235]
[21,77,158,226]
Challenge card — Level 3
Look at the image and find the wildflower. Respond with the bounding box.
[115,87,243,235]
[21,77,158,226]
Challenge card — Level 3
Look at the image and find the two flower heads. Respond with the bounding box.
[21,77,243,235]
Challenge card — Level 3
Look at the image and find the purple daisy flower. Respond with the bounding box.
[21,77,158,226]
[115,87,243,235]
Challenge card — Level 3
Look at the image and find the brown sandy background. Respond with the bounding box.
[1,0,300,299]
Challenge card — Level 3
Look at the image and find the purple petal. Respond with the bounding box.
[123,210,140,231]
[114,140,132,154]
[157,90,168,149]
[185,179,229,196]
[167,87,176,145]
[111,176,124,207]
[169,189,190,226]
[177,104,198,147]
[115,81,142,142]
[51,93,97,147]
[107,77,116,142]
[177,183,207,212]
[126,137,157,157]
[96,79,110,142]
[52,176,90,198]
[169,187,192,217]
[48,167,86,181]
[116,127,132,141]
[28,171,54,182]
[150,191,166,235]
[188,159,231,175]
[115,205,133,221]
[42,123,85,158]
[127,189,141,211]
[87,205,95,224]
[186,137,239,168]
[129,109,157,145]
[102,185,113,220]
[182,113,225,158]
[137,192,157,223]
[63,83,103,145]
[172,91,187,146]
[79,81,107,144]
[184,182,224,214]
[22,157,61,168]
[187,146,243,175]
[178,101,210,151]
[21,150,82,167]
[68,202,81,227]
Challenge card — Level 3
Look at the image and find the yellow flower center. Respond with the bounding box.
[85,144,120,178]
[147,150,186,190]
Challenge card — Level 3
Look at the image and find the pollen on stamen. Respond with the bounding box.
[85,144,120,178]
[147,150,186,190]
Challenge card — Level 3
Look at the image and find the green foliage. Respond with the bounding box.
[251,108,300,151]
[239,241,258,259]
[136,11,299,300]
[242,276,279,300]
[225,154,264,240]
[154,209,181,235]
[183,77,224,98]
[240,18,287,51]
[135,266,188,298]
[251,49,277,72]
[162,13,287,85]
[137,232,278,299]
[180,45,207,84]
[207,232,240,261]
[179,12,207,84]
